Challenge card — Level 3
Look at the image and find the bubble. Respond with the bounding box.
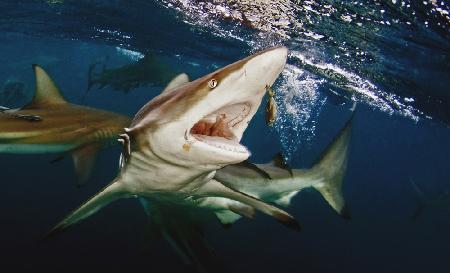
[274,64,326,160]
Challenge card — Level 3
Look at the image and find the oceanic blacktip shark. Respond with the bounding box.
[207,115,352,225]
[49,46,300,237]
[0,65,131,186]
[137,116,352,271]
[87,54,177,93]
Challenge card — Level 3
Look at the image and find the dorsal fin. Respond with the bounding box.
[270,153,293,177]
[235,160,272,179]
[24,65,68,109]
[161,73,189,95]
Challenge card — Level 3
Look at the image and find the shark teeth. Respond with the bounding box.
[193,135,248,154]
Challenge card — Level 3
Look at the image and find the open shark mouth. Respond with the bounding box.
[189,102,251,154]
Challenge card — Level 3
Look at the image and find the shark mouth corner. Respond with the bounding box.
[189,102,252,154]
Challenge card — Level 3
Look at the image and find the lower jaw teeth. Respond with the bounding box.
[194,135,246,153]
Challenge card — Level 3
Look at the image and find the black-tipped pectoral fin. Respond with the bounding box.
[71,144,101,187]
[47,180,126,237]
[196,179,301,231]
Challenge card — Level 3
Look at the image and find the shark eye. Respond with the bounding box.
[208,79,218,89]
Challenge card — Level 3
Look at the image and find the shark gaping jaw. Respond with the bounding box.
[130,46,288,167]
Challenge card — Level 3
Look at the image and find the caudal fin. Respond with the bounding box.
[140,198,226,273]
[410,179,427,220]
[48,179,127,236]
[81,62,102,103]
[311,116,353,219]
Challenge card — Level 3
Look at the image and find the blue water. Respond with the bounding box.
[0,1,449,272]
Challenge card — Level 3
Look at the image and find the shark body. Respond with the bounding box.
[87,54,177,93]
[0,65,131,185]
[49,46,298,237]
[47,47,357,272]
[206,116,352,225]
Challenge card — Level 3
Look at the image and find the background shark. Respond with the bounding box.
[208,114,352,225]
[87,54,177,93]
[0,65,131,186]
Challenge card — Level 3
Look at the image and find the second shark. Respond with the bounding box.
[0,65,131,186]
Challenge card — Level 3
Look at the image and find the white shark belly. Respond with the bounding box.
[0,143,76,154]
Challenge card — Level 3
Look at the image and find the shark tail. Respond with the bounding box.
[82,62,103,103]
[87,61,102,91]
[309,115,353,219]
[410,179,427,220]
[140,198,226,273]
[47,179,127,236]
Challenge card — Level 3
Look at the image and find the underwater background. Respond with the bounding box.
[0,1,449,272]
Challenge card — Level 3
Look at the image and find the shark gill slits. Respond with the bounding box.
[0,110,42,122]
[208,78,218,89]
[17,114,42,122]
[265,85,277,127]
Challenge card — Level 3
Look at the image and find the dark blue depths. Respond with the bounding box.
[0,1,449,273]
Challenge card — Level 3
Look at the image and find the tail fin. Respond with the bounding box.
[87,61,101,91]
[140,198,226,273]
[48,179,127,236]
[410,179,427,220]
[311,116,353,219]
[81,62,102,103]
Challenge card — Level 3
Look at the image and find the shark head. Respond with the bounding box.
[129,46,287,168]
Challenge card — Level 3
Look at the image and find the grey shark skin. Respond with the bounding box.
[205,116,353,225]
[0,65,131,185]
[49,46,300,237]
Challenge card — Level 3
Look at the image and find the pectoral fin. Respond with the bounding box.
[228,203,255,219]
[196,179,300,231]
[48,179,127,236]
[71,144,101,187]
